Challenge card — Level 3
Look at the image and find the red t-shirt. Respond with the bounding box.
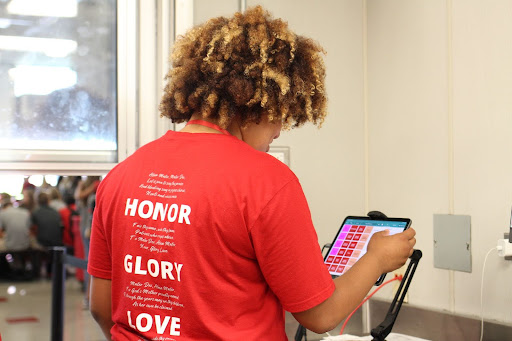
[59,204,76,247]
[88,130,335,340]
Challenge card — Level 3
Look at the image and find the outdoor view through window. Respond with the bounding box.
[0,0,117,163]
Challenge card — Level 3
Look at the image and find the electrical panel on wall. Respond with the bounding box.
[268,146,290,167]
[433,214,472,272]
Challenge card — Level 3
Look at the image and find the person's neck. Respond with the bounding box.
[180,114,243,140]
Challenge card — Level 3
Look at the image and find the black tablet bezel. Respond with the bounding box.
[324,215,412,286]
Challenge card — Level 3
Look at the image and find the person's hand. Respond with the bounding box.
[366,228,416,273]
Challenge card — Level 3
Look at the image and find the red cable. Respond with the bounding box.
[339,274,403,335]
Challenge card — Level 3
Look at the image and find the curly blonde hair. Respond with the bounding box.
[160,6,327,129]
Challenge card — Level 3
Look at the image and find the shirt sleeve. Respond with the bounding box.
[249,179,335,313]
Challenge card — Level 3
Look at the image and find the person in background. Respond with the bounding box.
[58,195,78,253]
[57,176,81,202]
[31,192,63,278]
[0,193,32,277]
[32,192,63,248]
[20,188,36,213]
[49,187,66,212]
[75,176,100,307]
[0,193,31,252]
[20,178,36,212]
[39,177,51,193]
[57,194,79,279]
[21,177,35,193]
[88,6,415,340]
[75,176,100,247]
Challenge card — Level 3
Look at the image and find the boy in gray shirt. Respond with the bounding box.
[0,193,31,251]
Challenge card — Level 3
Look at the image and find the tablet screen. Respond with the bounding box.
[324,217,410,280]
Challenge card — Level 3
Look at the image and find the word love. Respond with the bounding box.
[127,311,180,336]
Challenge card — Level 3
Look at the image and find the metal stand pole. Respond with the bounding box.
[51,247,67,341]
[371,250,422,341]
[294,324,307,341]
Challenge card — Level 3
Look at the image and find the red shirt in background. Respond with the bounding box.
[59,204,76,248]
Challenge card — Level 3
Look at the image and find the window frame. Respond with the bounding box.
[0,0,139,176]
[0,0,249,176]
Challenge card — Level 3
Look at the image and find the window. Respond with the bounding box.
[0,0,122,169]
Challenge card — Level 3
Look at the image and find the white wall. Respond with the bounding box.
[451,0,512,322]
[181,0,366,247]
[366,0,452,314]
[367,0,512,324]
[164,0,512,326]
[242,0,512,325]
[246,0,367,247]
[193,0,239,23]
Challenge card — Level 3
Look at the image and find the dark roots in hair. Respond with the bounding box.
[159,6,327,129]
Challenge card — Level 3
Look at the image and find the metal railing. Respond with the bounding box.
[50,247,88,341]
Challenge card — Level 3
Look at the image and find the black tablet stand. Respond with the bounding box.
[295,212,422,341]
[369,249,422,341]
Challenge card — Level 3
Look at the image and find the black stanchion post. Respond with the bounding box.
[294,324,307,341]
[51,247,67,341]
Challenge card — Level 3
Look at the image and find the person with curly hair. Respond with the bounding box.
[159,5,327,132]
[88,6,415,340]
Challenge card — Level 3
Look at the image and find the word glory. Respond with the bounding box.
[124,254,183,281]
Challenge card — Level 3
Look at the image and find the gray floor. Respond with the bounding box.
[0,278,357,341]
[0,278,104,341]
[3,277,505,341]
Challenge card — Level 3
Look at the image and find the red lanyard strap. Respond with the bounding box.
[186,120,231,136]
